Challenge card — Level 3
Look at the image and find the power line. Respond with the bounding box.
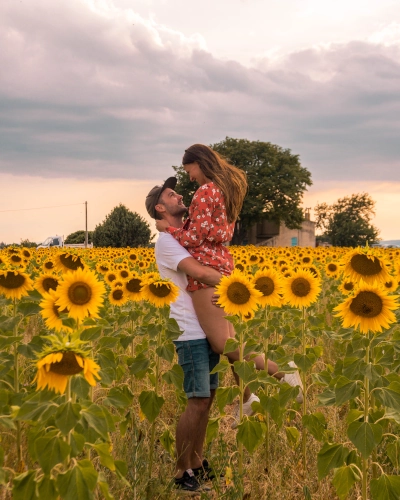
[0,202,85,213]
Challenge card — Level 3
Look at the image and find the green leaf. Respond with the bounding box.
[55,402,81,435]
[0,335,23,349]
[233,360,258,385]
[223,337,239,354]
[70,432,85,458]
[37,476,58,500]
[317,443,350,480]
[302,413,327,442]
[12,470,37,500]
[210,358,231,375]
[384,408,400,425]
[80,326,103,341]
[103,387,133,409]
[285,426,300,448]
[159,429,175,457]
[156,342,175,363]
[237,418,264,453]
[71,376,90,399]
[16,394,58,422]
[374,382,400,412]
[335,376,361,405]
[81,404,116,440]
[98,476,115,500]
[206,417,220,444]
[386,440,400,469]
[138,390,165,423]
[317,388,337,406]
[346,409,364,425]
[370,474,400,500]
[35,435,71,475]
[243,338,262,358]
[92,443,115,471]
[332,466,359,500]
[57,460,98,500]
[17,302,41,317]
[162,364,184,390]
[293,353,315,372]
[347,421,382,459]
[215,386,240,415]
[128,353,151,379]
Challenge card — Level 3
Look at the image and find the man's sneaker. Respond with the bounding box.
[231,393,260,429]
[192,459,223,481]
[174,469,201,491]
[281,361,304,404]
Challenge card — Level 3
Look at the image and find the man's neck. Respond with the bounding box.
[163,215,184,228]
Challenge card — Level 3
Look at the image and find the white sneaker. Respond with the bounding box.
[231,393,260,429]
[281,361,303,404]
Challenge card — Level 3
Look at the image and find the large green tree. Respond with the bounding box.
[65,230,94,244]
[314,193,380,247]
[92,204,153,248]
[173,137,312,244]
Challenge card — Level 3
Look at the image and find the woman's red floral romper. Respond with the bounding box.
[165,182,234,291]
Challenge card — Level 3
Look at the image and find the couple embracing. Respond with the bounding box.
[145,144,303,492]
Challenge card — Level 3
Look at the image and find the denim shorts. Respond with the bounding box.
[174,339,220,398]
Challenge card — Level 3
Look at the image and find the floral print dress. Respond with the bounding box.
[165,182,234,291]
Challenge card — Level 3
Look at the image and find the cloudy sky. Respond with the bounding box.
[1,0,400,243]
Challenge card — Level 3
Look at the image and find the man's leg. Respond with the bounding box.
[175,396,212,477]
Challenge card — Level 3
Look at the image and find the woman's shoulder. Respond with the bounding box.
[197,182,221,193]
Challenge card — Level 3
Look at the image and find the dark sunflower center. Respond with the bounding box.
[249,255,258,262]
[149,283,171,297]
[112,289,124,301]
[11,255,22,263]
[308,267,318,277]
[0,272,25,290]
[52,304,69,318]
[60,253,84,271]
[344,282,354,291]
[107,273,116,282]
[120,270,129,279]
[126,278,142,293]
[328,263,337,272]
[129,254,137,261]
[23,250,31,258]
[227,282,251,304]
[350,254,382,276]
[384,281,393,288]
[235,263,245,272]
[255,277,274,297]
[68,281,92,305]
[45,261,54,270]
[43,277,58,292]
[100,265,109,272]
[291,277,311,297]
[303,257,311,264]
[350,291,383,318]
[49,351,83,375]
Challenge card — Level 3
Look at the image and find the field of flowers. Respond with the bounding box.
[0,244,399,499]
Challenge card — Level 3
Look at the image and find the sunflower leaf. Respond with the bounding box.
[347,421,383,459]
[35,435,71,475]
[56,460,98,500]
[237,418,265,453]
[317,442,350,480]
[332,465,359,500]
[370,474,400,500]
[138,390,164,423]
[374,382,400,412]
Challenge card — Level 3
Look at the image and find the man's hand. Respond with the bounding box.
[211,293,221,307]
[155,219,170,232]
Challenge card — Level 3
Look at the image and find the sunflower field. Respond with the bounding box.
[0,244,400,499]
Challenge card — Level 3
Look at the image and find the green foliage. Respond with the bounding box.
[92,204,152,247]
[65,230,94,244]
[173,137,312,244]
[314,192,380,247]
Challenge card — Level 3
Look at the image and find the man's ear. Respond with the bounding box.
[154,203,166,217]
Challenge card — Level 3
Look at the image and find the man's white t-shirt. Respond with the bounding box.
[155,232,206,341]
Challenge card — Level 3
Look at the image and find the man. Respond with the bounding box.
[146,177,222,492]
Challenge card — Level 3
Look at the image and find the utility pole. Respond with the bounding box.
[85,201,88,248]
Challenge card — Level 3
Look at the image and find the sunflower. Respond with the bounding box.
[55,252,85,273]
[35,350,100,394]
[216,270,262,317]
[8,252,24,268]
[124,275,145,301]
[141,278,179,307]
[35,273,60,295]
[96,261,111,275]
[382,278,397,293]
[339,280,356,295]
[109,286,129,306]
[0,269,34,300]
[56,268,106,321]
[342,248,391,285]
[252,268,282,307]
[105,271,118,285]
[334,284,399,334]
[282,268,321,308]
[118,269,130,281]
[325,261,341,278]
[40,289,71,332]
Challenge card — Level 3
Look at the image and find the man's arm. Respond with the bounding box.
[178,257,222,286]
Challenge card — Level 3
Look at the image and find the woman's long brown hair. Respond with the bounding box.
[182,144,247,223]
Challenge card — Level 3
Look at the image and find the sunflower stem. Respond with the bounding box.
[238,323,244,483]
[13,298,22,469]
[301,307,307,473]
[362,338,371,500]
[263,306,270,472]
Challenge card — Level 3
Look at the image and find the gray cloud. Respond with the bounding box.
[1,1,400,183]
